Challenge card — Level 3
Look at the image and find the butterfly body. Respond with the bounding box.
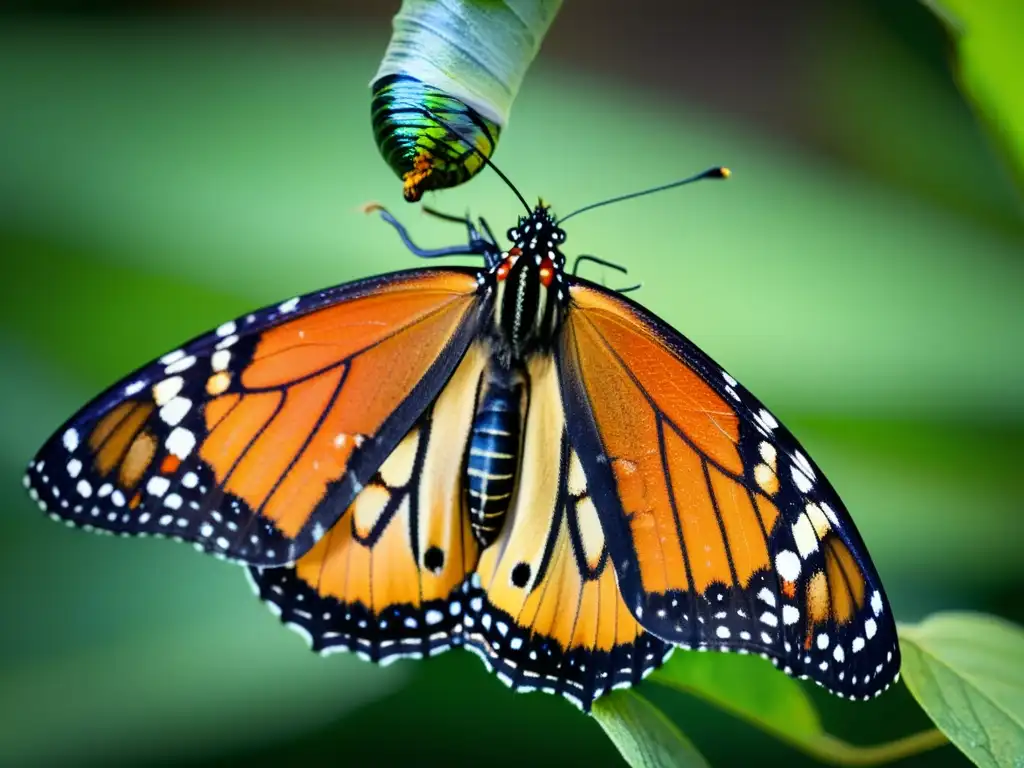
[489,211,568,360]
[466,361,525,547]
[25,201,900,712]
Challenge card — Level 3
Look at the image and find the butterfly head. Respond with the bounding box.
[490,204,568,359]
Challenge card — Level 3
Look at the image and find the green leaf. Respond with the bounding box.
[651,651,821,749]
[900,612,1024,767]
[652,651,948,765]
[921,0,1024,195]
[593,689,711,768]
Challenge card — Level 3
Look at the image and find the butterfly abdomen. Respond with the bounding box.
[466,367,525,547]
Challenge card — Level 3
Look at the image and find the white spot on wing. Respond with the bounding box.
[793,450,816,480]
[63,428,79,452]
[211,349,231,373]
[792,514,819,559]
[757,409,779,430]
[166,427,197,459]
[165,355,196,375]
[791,465,814,493]
[775,550,801,582]
[152,376,184,406]
[159,396,192,426]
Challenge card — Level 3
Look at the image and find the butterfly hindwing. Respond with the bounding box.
[558,280,900,700]
[466,355,673,711]
[25,268,484,566]
[248,342,489,661]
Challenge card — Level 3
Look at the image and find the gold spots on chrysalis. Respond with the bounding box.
[754,440,779,496]
[402,151,433,202]
[119,431,157,489]
[206,371,232,396]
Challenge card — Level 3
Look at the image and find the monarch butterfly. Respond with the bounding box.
[372,0,562,201]
[24,165,900,712]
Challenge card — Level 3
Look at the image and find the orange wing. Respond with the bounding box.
[465,355,673,711]
[26,269,484,566]
[557,282,900,701]
[248,343,489,660]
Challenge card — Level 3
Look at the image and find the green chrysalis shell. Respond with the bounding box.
[371,0,563,202]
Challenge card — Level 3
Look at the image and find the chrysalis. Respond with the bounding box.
[371,0,563,201]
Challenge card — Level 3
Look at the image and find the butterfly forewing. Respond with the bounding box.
[25,269,484,566]
[558,281,900,700]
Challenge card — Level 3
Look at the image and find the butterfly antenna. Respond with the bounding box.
[556,167,730,225]
[412,106,532,215]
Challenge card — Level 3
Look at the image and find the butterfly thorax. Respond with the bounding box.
[490,206,568,361]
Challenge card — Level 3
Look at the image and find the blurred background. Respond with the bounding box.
[1,1,1021,766]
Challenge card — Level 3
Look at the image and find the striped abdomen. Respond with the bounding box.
[466,368,524,547]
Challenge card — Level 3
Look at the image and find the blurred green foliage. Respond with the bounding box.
[921,0,1024,196]
[1,11,1021,768]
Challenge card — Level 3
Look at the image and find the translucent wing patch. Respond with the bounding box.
[466,355,673,711]
[559,282,900,700]
[25,269,483,566]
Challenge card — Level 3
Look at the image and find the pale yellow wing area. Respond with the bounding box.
[248,343,488,663]
[465,354,672,711]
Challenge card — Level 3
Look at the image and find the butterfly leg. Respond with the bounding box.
[421,207,504,268]
[478,217,500,249]
[364,203,488,260]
